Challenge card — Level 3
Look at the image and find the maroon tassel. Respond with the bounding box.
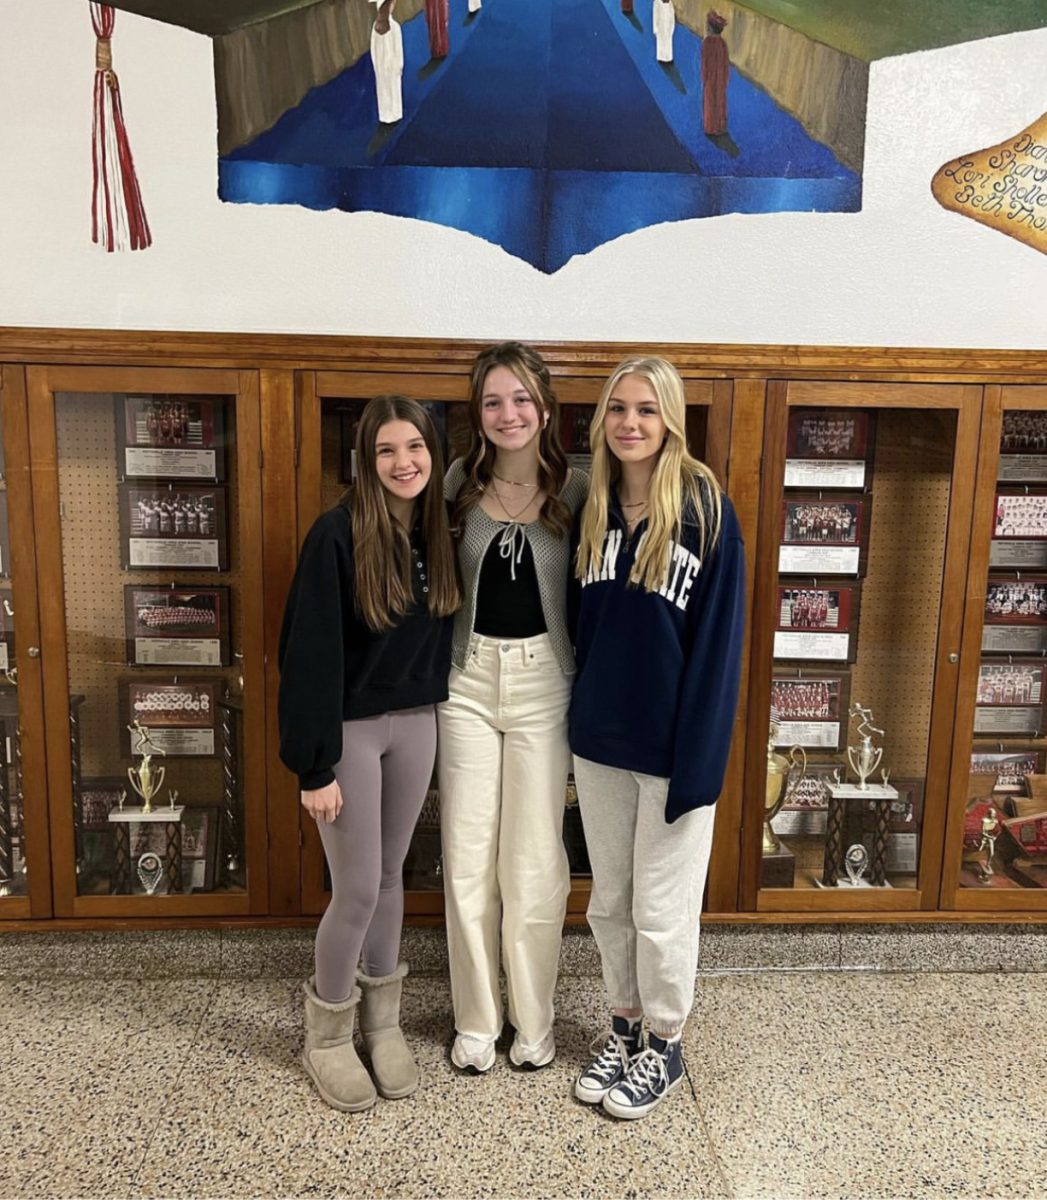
[91,3,152,251]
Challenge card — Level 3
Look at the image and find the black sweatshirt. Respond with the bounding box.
[277,505,453,790]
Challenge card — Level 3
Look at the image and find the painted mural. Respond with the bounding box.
[217,0,862,272]
[932,110,1047,257]
[95,1,1047,271]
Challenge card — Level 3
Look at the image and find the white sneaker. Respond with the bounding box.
[509,1029,556,1070]
[451,1033,496,1074]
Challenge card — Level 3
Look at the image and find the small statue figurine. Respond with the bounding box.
[977,804,1002,880]
[846,702,885,791]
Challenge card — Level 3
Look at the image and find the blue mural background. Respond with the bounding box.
[219,0,860,272]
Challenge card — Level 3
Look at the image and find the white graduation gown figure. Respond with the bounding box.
[468,0,481,12]
[371,19,404,123]
[653,0,675,63]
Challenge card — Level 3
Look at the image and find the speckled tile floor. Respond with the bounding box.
[2,933,1047,1199]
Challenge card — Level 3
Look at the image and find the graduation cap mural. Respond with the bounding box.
[97,1,1047,270]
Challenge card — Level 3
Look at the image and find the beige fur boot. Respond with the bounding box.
[357,962,419,1099]
[301,978,377,1112]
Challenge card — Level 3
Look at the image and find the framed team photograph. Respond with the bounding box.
[119,484,228,571]
[118,394,226,481]
[80,777,129,832]
[989,490,1047,569]
[982,577,1047,653]
[773,581,861,664]
[120,678,218,757]
[778,494,870,577]
[973,661,1047,737]
[970,747,1046,794]
[770,673,851,751]
[998,411,1047,483]
[769,762,841,838]
[181,805,221,892]
[124,585,231,667]
[784,409,874,489]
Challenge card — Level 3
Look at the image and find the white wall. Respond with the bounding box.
[0,0,1044,347]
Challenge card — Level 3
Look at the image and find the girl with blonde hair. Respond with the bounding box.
[569,356,745,1119]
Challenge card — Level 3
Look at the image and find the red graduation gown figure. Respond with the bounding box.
[621,0,634,12]
[701,11,730,136]
[425,0,449,59]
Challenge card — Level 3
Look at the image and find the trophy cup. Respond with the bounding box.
[127,721,166,813]
[846,703,884,791]
[765,716,807,855]
[763,714,807,887]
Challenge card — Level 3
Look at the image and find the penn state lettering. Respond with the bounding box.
[582,529,702,612]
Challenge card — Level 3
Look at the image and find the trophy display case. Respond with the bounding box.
[745,382,981,912]
[24,366,267,917]
[944,388,1047,910]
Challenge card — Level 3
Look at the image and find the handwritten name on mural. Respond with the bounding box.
[931,114,1047,255]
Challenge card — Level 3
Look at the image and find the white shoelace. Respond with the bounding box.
[583,1032,631,1084]
[497,521,527,581]
[617,1047,670,1100]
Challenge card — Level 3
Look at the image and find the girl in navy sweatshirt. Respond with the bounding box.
[278,396,460,1113]
[569,357,745,1120]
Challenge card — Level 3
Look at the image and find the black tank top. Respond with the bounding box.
[473,525,547,638]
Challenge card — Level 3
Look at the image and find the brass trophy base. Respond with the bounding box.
[761,841,795,888]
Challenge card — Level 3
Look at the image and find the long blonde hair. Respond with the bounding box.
[343,395,461,631]
[453,342,571,537]
[575,357,723,592]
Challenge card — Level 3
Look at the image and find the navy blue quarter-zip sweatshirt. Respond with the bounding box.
[568,488,745,822]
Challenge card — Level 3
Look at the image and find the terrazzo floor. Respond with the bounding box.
[2,930,1046,1199]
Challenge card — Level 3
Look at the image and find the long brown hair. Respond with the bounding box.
[453,342,571,536]
[343,396,460,631]
[576,357,723,592]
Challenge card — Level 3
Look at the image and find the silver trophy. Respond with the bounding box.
[846,702,885,791]
[844,844,870,886]
[137,851,164,895]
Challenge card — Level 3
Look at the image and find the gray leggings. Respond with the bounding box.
[315,705,437,1002]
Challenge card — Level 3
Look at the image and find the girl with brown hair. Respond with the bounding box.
[278,395,460,1112]
[439,341,588,1075]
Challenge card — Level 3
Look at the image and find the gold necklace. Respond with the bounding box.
[490,484,539,523]
[492,470,539,489]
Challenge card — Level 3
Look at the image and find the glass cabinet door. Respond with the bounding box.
[945,386,1047,910]
[294,370,724,918]
[743,382,980,911]
[0,367,51,916]
[26,367,266,917]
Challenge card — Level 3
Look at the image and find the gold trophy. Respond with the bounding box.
[765,716,807,855]
[846,702,884,791]
[127,721,166,813]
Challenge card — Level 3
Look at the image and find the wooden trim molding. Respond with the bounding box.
[2,327,1047,381]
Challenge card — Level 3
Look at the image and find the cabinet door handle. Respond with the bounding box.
[26,646,40,658]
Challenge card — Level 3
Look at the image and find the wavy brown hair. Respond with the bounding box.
[453,342,571,536]
[342,396,460,631]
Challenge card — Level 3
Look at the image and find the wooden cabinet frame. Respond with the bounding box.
[0,329,1046,925]
[26,366,268,917]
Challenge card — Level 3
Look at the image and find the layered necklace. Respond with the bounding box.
[488,470,542,580]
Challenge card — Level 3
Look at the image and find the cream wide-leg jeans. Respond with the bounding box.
[437,633,572,1048]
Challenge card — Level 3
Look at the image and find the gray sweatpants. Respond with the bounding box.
[314,705,437,1003]
[573,755,717,1032]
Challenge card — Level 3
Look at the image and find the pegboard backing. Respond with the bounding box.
[849,409,954,777]
[55,392,244,891]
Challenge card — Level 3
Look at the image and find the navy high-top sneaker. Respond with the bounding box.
[574,1015,643,1104]
[602,1030,684,1119]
